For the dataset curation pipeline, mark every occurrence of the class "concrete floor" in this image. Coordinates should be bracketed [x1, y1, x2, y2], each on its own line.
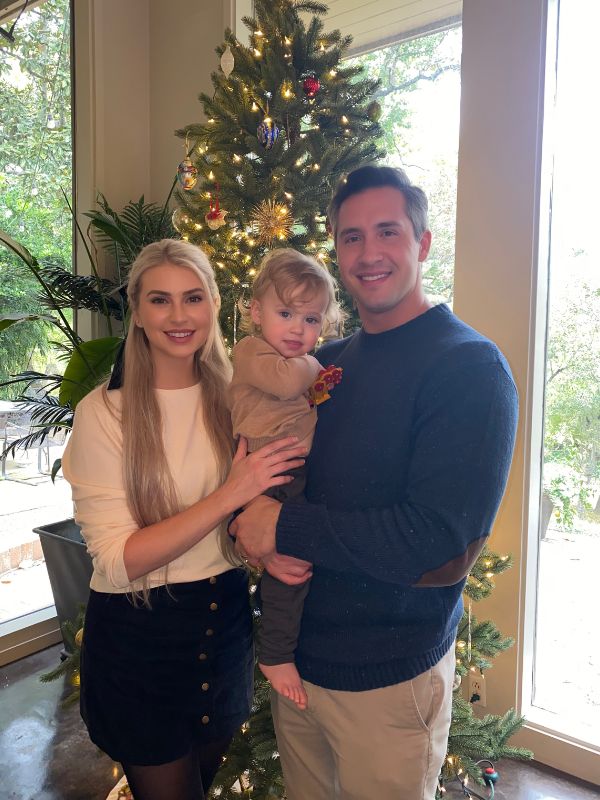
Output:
[0, 645, 120, 800]
[0, 644, 598, 800]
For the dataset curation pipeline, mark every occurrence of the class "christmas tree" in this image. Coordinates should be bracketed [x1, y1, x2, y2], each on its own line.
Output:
[173, 0, 383, 344]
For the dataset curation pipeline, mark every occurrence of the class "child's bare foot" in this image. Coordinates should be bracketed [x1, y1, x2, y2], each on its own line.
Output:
[260, 661, 308, 709]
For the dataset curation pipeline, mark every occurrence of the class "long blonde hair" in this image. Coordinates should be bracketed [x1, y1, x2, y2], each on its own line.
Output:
[107, 239, 235, 598]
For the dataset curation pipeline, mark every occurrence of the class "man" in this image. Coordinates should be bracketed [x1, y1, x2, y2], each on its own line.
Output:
[231, 165, 518, 800]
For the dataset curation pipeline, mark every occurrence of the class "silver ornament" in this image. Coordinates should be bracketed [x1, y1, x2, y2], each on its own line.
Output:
[220, 45, 235, 78]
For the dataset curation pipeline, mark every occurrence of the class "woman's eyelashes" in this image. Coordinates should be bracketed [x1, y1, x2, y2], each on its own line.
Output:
[150, 294, 204, 305]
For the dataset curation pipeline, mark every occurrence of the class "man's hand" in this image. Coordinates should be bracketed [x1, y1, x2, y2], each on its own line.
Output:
[230, 496, 313, 586]
[229, 495, 281, 560]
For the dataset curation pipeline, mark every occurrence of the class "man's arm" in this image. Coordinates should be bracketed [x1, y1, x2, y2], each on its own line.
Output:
[237, 359, 518, 588]
[230, 496, 312, 585]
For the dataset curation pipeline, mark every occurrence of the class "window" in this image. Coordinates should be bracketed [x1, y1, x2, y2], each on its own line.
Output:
[530, 0, 600, 748]
[0, 0, 73, 657]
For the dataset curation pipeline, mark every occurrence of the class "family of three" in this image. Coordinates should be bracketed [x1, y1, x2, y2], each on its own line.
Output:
[62, 164, 518, 800]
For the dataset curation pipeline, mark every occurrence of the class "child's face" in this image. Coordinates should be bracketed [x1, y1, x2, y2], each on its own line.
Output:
[251, 284, 328, 358]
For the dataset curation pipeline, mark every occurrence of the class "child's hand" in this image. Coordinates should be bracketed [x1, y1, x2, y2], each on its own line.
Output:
[262, 551, 312, 585]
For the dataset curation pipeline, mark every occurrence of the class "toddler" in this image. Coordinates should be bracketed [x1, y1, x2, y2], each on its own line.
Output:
[228, 248, 343, 709]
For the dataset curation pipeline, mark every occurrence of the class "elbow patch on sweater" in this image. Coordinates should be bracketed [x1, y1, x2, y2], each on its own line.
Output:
[414, 534, 488, 587]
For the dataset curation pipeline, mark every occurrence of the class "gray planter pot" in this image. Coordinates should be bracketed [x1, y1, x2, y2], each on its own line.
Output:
[33, 518, 93, 650]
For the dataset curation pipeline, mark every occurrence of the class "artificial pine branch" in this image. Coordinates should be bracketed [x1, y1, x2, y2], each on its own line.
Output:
[39, 606, 86, 707]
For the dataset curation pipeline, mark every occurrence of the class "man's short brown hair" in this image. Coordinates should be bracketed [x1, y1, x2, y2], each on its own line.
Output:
[328, 165, 429, 242]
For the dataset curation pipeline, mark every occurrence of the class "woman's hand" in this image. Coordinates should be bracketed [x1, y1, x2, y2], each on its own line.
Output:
[224, 437, 306, 510]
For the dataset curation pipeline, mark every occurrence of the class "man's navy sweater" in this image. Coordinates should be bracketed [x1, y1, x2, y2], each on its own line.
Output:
[275, 304, 518, 691]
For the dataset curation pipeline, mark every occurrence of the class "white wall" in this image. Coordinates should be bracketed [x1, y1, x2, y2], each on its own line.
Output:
[73, 0, 227, 256]
[73, 0, 152, 337]
[73, 0, 151, 218]
[148, 0, 226, 203]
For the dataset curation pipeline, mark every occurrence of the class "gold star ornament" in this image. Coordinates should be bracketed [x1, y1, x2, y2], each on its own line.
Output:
[250, 199, 294, 245]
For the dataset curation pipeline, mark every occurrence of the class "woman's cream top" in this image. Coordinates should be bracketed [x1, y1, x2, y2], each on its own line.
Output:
[61, 383, 231, 593]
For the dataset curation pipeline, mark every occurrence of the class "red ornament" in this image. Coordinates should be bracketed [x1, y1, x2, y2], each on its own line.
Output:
[205, 183, 228, 229]
[302, 75, 320, 98]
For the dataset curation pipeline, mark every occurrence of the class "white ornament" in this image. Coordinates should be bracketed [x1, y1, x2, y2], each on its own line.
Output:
[205, 209, 228, 230]
[220, 45, 235, 78]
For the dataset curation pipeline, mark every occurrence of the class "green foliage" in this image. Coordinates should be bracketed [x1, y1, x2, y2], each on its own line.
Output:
[545, 468, 591, 530]
[438, 695, 531, 792]
[544, 278, 600, 530]
[39, 260, 125, 320]
[464, 547, 513, 603]
[455, 616, 513, 678]
[0, 258, 52, 396]
[0, 0, 72, 393]
[351, 32, 459, 166]
[85, 193, 177, 276]
[39, 605, 85, 707]
[212, 661, 286, 798]
[59, 336, 123, 407]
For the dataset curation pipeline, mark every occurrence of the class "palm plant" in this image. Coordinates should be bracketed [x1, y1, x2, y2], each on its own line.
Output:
[0, 194, 176, 476]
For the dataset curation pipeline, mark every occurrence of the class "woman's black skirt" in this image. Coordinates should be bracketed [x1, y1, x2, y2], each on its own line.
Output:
[80, 568, 253, 766]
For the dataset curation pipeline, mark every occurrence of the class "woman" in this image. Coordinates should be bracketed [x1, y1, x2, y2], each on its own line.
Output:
[62, 239, 306, 800]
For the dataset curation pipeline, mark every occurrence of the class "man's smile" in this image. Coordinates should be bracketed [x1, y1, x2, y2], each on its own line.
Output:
[357, 272, 391, 283]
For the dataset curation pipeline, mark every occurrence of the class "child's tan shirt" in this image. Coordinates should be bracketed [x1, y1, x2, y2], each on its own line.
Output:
[228, 336, 321, 451]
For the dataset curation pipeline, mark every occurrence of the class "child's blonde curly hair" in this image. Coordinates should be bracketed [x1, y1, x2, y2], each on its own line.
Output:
[240, 248, 345, 340]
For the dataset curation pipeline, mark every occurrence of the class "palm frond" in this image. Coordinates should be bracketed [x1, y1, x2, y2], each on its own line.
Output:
[86, 194, 176, 270]
[37, 262, 125, 320]
[1, 229, 80, 350]
[0, 370, 65, 395]
[47, 340, 76, 363]
[1, 394, 73, 459]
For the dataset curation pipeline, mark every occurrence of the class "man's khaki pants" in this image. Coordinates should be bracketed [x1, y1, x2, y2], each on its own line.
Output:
[271, 647, 455, 800]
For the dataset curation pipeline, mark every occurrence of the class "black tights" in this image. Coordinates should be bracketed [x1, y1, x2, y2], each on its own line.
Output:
[122, 736, 231, 800]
